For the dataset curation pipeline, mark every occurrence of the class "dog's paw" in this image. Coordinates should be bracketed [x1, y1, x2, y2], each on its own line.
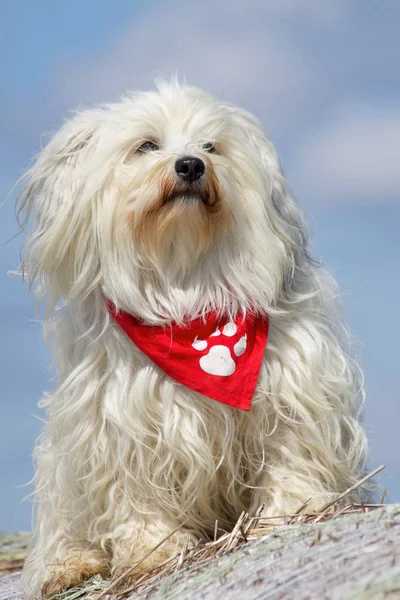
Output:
[41, 552, 109, 598]
[192, 323, 247, 376]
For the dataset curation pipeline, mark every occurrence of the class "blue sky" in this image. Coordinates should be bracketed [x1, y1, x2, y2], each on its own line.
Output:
[1, 0, 399, 532]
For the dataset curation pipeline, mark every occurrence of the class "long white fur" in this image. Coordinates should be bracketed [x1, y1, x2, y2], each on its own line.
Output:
[18, 81, 367, 597]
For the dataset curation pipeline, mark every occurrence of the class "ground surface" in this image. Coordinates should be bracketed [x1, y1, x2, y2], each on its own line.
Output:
[1, 506, 399, 600]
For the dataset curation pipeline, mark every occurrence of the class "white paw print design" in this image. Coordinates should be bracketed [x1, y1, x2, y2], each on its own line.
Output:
[192, 322, 247, 376]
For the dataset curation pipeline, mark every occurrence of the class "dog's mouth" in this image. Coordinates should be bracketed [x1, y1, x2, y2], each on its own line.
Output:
[167, 191, 210, 206]
[161, 183, 214, 207]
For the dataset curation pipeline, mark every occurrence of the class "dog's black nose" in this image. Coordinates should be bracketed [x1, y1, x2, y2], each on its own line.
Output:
[175, 156, 205, 183]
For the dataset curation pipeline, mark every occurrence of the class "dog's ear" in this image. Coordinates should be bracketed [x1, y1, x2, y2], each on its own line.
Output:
[17, 111, 103, 304]
[225, 103, 310, 288]
[230, 107, 307, 244]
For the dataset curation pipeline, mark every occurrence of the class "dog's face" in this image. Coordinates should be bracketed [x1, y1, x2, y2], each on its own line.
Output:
[123, 87, 236, 270]
[19, 83, 307, 321]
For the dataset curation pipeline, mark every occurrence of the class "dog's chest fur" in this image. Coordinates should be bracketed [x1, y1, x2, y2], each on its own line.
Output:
[90, 322, 277, 533]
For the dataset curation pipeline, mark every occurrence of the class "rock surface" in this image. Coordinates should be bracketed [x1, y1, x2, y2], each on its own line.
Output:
[1, 506, 399, 600]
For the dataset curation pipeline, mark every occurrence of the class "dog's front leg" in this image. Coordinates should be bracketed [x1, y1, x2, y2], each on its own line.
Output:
[247, 413, 366, 525]
[21, 430, 111, 597]
[248, 317, 368, 523]
[249, 465, 336, 524]
[110, 518, 196, 588]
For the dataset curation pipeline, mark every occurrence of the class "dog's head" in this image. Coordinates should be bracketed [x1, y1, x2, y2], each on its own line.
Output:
[18, 82, 308, 321]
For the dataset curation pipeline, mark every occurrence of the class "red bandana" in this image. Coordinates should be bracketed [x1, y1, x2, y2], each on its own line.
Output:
[108, 304, 269, 411]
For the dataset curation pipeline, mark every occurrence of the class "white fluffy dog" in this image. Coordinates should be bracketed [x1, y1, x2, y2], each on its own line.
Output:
[18, 81, 367, 597]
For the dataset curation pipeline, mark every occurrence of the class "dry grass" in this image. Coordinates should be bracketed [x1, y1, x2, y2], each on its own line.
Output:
[47, 465, 389, 600]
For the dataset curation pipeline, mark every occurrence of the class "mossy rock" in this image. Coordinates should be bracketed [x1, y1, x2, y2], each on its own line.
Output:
[0, 533, 31, 574]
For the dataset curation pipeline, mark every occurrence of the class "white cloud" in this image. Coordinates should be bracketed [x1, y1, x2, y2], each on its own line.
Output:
[290, 107, 400, 205]
[207, 0, 348, 23]
[52, 0, 320, 136]
[255, 0, 349, 22]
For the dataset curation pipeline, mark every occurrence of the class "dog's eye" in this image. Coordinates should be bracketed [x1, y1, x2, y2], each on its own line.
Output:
[138, 141, 159, 153]
[202, 143, 215, 153]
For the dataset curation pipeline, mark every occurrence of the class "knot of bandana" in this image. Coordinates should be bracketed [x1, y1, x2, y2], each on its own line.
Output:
[108, 303, 269, 410]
